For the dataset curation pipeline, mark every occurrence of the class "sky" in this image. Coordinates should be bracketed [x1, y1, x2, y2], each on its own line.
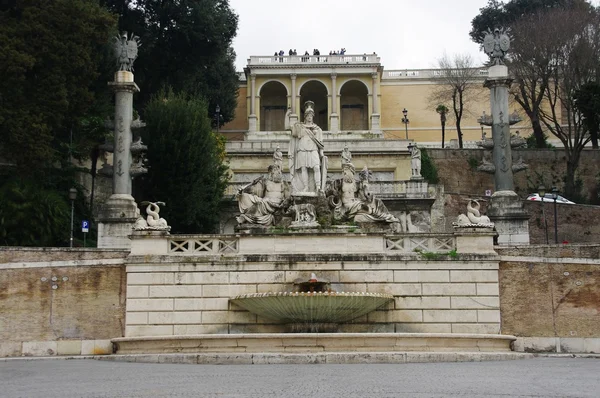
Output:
[228, 0, 600, 72]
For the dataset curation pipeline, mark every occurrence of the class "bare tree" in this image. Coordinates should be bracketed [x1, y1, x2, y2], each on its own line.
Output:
[534, 8, 600, 199]
[429, 54, 481, 148]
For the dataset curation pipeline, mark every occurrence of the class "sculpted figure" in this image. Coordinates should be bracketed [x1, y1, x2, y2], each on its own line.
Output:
[287, 101, 326, 193]
[409, 144, 422, 177]
[482, 27, 510, 66]
[114, 31, 140, 72]
[134, 201, 170, 231]
[341, 144, 352, 165]
[236, 165, 290, 226]
[329, 162, 399, 225]
[273, 146, 283, 170]
[456, 200, 493, 226]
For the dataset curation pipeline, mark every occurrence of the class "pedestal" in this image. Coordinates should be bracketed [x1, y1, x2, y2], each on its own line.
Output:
[487, 190, 530, 245]
[370, 113, 381, 134]
[329, 113, 339, 133]
[97, 194, 139, 249]
[248, 115, 258, 133]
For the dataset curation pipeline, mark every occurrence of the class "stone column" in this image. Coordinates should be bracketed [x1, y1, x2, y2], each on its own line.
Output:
[289, 73, 298, 127]
[370, 72, 381, 134]
[248, 74, 258, 132]
[330, 73, 339, 132]
[98, 70, 141, 249]
[484, 65, 529, 245]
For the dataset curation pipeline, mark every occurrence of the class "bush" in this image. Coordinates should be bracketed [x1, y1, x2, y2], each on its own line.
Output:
[420, 148, 439, 184]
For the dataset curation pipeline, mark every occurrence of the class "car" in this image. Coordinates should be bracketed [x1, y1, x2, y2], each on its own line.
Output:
[526, 193, 576, 204]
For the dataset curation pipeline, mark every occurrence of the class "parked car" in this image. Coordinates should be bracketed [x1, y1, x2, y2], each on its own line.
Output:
[526, 193, 576, 204]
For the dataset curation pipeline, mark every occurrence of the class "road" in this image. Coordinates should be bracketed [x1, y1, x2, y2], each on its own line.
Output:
[0, 357, 597, 397]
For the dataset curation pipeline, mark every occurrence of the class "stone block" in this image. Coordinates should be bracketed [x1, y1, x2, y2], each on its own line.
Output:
[339, 271, 366, 283]
[476, 283, 499, 296]
[477, 309, 501, 323]
[22, 341, 57, 356]
[422, 283, 476, 296]
[57, 340, 81, 356]
[423, 310, 477, 323]
[364, 270, 394, 283]
[451, 323, 501, 334]
[451, 296, 499, 309]
[128, 273, 174, 285]
[126, 286, 149, 298]
[584, 338, 600, 354]
[127, 298, 174, 311]
[81, 340, 95, 355]
[521, 337, 558, 353]
[398, 323, 452, 333]
[93, 340, 114, 355]
[174, 298, 229, 311]
[369, 283, 421, 296]
[125, 325, 174, 337]
[257, 283, 288, 293]
[175, 272, 229, 284]
[126, 312, 148, 325]
[0, 341, 22, 357]
[560, 338, 585, 353]
[368, 309, 423, 323]
[450, 270, 498, 283]
[393, 270, 419, 283]
[418, 270, 450, 282]
[149, 285, 202, 298]
[173, 325, 227, 335]
[397, 296, 450, 309]
[230, 271, 285, 284]
[203, 284, 257, 297]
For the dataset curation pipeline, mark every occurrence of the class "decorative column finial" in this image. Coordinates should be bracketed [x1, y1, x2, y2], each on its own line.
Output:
[482, 27, 511, 66]
[114, 31, 140, 72]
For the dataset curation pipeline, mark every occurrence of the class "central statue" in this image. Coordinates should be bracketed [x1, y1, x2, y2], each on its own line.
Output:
[287, 101, 327, 194]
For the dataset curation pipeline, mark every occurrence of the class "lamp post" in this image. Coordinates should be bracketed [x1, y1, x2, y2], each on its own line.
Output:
[551, 186, 559, 244]
[401, 108, 409, 139]
[215, 104, 221, 134]
[68, 187, 77, 248]
[538, 185, 549, 244]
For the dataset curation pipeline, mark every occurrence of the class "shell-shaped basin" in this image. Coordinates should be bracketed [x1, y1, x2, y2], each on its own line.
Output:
[230, 292, 394, 323]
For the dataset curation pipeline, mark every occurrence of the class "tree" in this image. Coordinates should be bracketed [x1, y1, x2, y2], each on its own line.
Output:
[534, 8, 600, 199]
[429, 54, 480, 149]
[0, 0, 117, 174]
[435, 104, 449, 148]
[100, 0, 239, 125]
[470, 0, 594, 148]
[574, 81, 600, 149]
[141, 90, 229, 233]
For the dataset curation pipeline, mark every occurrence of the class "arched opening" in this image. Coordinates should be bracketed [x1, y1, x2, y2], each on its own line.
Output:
[259, 81, 287, 131]
[340, 80, 369, 130]
[299, 80, 328, 130]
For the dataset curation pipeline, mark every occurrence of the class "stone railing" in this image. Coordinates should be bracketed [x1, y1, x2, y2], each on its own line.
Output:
[168, 236, 239, 254]
[224, 180, 413, 198]
[385, 234, 456, 253]
[248, 54, 380, 66]
[382, 68, 489, 80]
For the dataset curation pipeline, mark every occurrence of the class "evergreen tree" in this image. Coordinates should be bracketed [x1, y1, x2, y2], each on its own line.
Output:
[142, 90, 229, 233]
[100, 0, 239, 124]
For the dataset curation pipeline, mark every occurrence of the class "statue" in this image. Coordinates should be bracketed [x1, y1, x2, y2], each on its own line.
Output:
[341, 144, 352, 165]
[273, 146, 283, 170]
[455, 200, 494, 227]
[287, 101, 327, 193]
[409, 144, 422, 178]
[328, 160, 399, 226]
[236, 165, 290, 226]
[134, 201, 170, 231]
[482, 27, 510, 66]
[114, 31, 140, 72]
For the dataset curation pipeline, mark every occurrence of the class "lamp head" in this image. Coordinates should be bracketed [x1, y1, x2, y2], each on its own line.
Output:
[69, 187, 77, 201]
[538, 185, 546, 198]
[402, 108, 408, 117]
[215, 104, 220, 114]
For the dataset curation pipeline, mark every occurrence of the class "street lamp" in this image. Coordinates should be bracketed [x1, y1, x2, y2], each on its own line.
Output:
[538, 185, 549, 244]
[551, 186, 559, 244]
[401, 108, 409, 139]
[215, 104, 221, 134]
[68, 187, 77, 248]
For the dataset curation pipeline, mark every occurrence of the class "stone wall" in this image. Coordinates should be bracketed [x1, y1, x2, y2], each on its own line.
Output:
[0, 248, 128, 357]
[497, 244, 600, 353]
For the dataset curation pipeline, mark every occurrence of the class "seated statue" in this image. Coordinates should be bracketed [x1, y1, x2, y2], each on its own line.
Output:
[236, 165, 290, 226]
[328, 162, 399, 225]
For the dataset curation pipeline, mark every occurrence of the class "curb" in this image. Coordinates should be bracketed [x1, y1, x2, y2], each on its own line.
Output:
[2, 352, 534, 364]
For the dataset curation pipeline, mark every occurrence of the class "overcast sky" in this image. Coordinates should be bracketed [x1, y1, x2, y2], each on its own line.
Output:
[228, 0, 600, 71]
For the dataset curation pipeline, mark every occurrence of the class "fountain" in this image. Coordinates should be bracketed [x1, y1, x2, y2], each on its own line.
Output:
[231, 273, 394, 332]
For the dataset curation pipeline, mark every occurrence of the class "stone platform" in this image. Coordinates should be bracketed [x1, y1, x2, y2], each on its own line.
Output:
[112, 333, 516, 355]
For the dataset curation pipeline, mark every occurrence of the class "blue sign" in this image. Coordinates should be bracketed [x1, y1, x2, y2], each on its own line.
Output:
[82, 220, 89, 233]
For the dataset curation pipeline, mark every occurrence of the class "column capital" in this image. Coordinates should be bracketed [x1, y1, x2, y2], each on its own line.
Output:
[371, 72, 378, 80]
[330, 72, 338, 79]
[290, 73, 297, 80]
[250, 74, 257, 80]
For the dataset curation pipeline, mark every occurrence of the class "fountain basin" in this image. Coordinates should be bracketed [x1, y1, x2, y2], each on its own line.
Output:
[231, 292, 394, 323]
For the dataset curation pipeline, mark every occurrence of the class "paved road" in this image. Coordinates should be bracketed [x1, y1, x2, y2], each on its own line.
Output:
[0, 357, 597, 397]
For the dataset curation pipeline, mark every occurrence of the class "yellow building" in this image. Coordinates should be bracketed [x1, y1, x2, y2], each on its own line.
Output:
[222, 53, 529, 147]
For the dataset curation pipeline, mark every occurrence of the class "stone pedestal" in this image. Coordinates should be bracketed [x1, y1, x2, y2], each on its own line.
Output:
[370, 113, 381, 134]
[488, 191, 530, 245]
[97, 194, 139, 249]
[406, 180, 428, 198]
[248, 114, 258, 132]
[329, 113, 339, 133]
